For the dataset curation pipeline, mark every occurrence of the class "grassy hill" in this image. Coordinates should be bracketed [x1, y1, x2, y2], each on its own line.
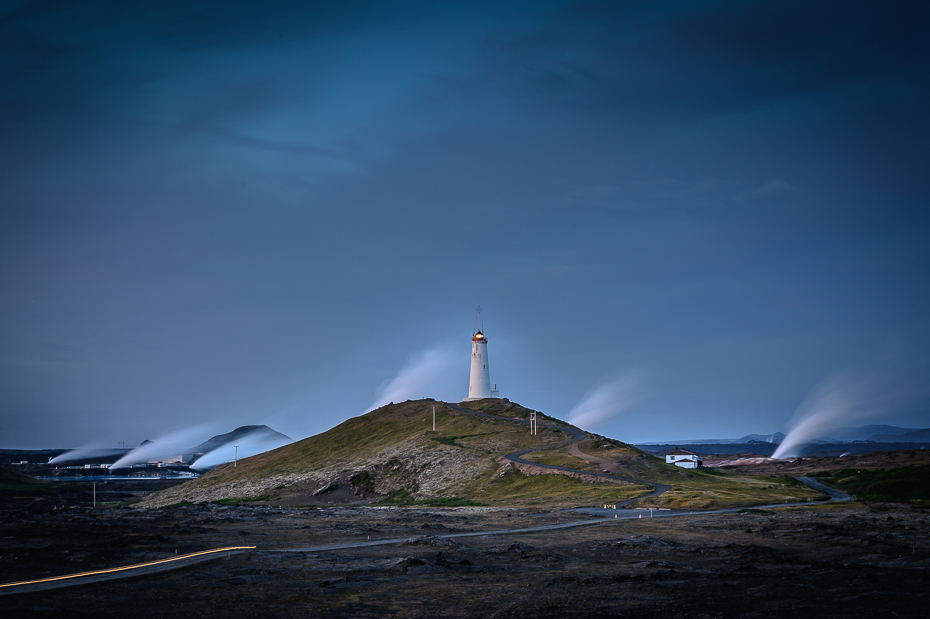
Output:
[812, 464, 930, 506]
[141, 399, 826, 509]
[0, 466, 48, 490]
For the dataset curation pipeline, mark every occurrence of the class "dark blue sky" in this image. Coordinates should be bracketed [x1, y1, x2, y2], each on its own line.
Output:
[2, 1, 929, 448]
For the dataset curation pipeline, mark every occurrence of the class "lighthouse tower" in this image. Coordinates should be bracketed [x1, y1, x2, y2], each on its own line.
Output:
[465, 307, 492, 401]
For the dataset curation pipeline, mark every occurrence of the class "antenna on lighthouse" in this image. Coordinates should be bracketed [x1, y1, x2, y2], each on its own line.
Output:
[476, 305, 482, 332]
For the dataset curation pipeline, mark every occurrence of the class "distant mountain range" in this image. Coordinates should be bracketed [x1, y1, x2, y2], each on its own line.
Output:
[639, 425, 930, 445]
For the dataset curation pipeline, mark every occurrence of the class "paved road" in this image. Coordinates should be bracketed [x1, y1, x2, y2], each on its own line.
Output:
[0, 547, 253, 596]
[795, 476, 855, 502]
[444, 402, 671, 504]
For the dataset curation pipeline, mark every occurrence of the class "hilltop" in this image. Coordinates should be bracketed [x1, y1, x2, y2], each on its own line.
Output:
[141, 399, 648, 508]
[140, 399, 826, 509]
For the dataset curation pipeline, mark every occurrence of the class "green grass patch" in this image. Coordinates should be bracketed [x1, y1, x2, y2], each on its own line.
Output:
[161, 500, 194, 508]
[0, 467, 48, 490]
[350, 471, 377, 493]
[637, 472, 825, 509]
[461, 466, 651, 508]
[416, 497, 487, 507]
[432, 432, 498, 448]
[816, 465, 930, 503]
[376, 489, 415, 505]
[768, 476, 805, 487]
[214, 495, 269, 506]
[461, 400, 572, 427]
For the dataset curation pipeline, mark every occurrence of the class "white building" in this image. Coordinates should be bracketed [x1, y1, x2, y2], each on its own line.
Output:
[666, 449, 702, 469]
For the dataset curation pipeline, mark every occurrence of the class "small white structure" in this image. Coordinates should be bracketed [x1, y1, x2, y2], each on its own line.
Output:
[465, 307, 492, 401]
[666, 449, 702, 469]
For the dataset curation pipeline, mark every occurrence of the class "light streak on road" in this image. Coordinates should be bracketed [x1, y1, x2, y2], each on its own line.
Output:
[0, 546, 256, 589]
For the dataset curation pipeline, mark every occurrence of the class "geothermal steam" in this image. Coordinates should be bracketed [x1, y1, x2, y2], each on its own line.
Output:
[110, 424, 217, 469]
[773, 374, 885, 459]
[190, 426, 292, 471]
[367, 344, 459, 411]
[567, 375, 642, 429]
[50, 447, 126, 464]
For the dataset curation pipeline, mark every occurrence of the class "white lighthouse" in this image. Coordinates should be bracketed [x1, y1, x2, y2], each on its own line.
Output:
[465, 307, 493, 401]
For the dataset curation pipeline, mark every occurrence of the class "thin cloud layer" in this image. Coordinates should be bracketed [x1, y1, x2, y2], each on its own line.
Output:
[1, 2, 928, 447]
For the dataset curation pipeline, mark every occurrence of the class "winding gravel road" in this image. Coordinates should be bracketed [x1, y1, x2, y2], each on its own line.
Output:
[444, 402, 671, 504]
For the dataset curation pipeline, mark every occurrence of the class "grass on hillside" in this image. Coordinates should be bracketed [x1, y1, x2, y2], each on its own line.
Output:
[0, 466, 47, 490]
[812, 465, 930, 504]
[526, 446, 824, 509]
[432, 432, 498, 448]
[148, 399, 834, 509]
[375, 490, 487, 507]
[461, 399, 572, 427]
[215, 495, 270, 506]
[543, 438, 830, 509]
[524, 450, 614, 474]
[183, 400, 573, 506]
[637, 472, 827, 509]
[195, 400, 566, 485]
[456, 464, 652, 508]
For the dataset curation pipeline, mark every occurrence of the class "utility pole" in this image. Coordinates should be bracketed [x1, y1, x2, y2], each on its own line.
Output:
[234, 445, 239, 468]
[530, 411, 537, 436]
[433, 405, 436, 431]
[93, 483, 96, 507]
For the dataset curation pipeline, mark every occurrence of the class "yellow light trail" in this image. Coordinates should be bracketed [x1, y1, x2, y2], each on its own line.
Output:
[0, 546, 256, 589]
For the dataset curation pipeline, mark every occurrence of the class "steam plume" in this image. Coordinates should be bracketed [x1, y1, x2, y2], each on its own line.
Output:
[190, 427, 291, 471]
[49, 446, 126, 464]
[111, 424, 216, 469]
[772, 373, 892, 459]
[567, 375, 642, 429]
[367, 344, 459, 412]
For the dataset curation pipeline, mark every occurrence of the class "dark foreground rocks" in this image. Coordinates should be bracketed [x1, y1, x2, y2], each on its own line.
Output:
[1, 485, 928, 618]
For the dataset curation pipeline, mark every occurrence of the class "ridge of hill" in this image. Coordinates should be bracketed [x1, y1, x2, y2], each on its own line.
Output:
[140, 399, 826, 509]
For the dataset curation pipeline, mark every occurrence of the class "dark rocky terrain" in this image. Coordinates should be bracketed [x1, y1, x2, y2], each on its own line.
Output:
[2, 478, 929, 618]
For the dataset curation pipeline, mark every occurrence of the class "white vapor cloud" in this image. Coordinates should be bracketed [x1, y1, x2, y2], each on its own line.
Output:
[367, 344, 460, 412]
[567, 374, 643, 429]
[49, 446, 125, 464]
[111, 424, 217, 469]
[190, 427, 292, 472]
[772, 372, 908, 459]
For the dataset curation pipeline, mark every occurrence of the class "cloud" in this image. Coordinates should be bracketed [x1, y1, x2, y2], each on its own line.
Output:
[737, 179, 801, 205]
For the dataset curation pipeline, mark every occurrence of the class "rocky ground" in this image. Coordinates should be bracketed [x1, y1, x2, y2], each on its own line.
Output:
[2, 481, 929, 617]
